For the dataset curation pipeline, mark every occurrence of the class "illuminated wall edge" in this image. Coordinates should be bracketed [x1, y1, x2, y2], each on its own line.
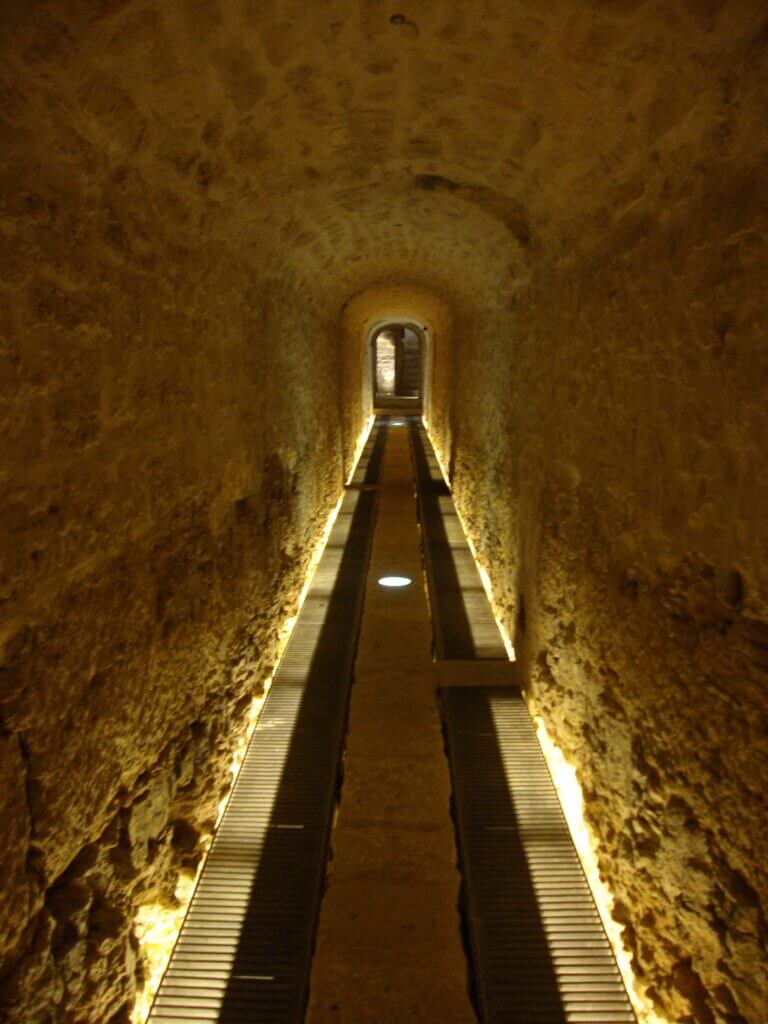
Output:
[130, 413, 376, 1024]
[422, 415, 670, 1024]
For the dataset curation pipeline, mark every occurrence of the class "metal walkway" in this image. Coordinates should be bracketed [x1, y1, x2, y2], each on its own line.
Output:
[147, 421, 387, 1023]
[440, 686, 637, 1024]
[147, 414, 636, 1024]
[409, 419, 508, 660]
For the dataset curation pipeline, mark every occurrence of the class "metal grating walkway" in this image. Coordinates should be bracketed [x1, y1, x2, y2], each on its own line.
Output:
[440, 686, 637, 1024]
[147, 421, 387, 1023]
[347, 414, 388, 488]
[409, 420, 507, 660]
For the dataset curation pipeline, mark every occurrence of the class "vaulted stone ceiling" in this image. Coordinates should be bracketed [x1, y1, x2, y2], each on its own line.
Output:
[5, 0, 763, 309]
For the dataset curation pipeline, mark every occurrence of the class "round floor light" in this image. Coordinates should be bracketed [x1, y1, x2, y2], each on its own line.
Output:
[378, 575, 412, 588]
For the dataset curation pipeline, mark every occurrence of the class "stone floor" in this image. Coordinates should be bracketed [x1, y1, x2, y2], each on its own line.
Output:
[307, 423, 512, 1024]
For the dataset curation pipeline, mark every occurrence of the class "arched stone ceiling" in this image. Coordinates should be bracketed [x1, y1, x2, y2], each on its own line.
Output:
[3, 0, 764, 320]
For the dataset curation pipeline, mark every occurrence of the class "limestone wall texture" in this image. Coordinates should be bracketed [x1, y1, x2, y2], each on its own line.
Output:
[2, 0, 767, 1021]
[429, 42, 768, 1024]
[0, 8, 348, 1020]
[1, 245, 344, 1017]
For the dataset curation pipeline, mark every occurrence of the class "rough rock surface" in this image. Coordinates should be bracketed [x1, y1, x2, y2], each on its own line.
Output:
[428, 60, 768, 1024]
[1, 1, 766, 1021]
[0, 7, 347, 1016]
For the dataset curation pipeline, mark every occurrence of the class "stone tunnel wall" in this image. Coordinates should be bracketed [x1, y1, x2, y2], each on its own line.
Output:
[428, 140, 768, 1024]
[0, 82, 347, 1024]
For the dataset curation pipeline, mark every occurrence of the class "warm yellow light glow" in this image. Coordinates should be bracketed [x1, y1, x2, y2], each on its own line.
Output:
[532, 715, 669, 1024]
[131, 870, 202, 1024]
[423, 417, 669, 1024]
[131, 415, 376, 1023]
[132, 676, 275, 1024]
[346, 414, 375, 485]
[422, 417, 516, 661]
[217, 679, 273, 825]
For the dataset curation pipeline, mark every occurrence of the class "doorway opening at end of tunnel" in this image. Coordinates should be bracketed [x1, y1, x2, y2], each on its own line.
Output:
[373, 324, 422, 410]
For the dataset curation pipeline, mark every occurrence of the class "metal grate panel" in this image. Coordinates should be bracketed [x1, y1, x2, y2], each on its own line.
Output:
[440, 686, 637, 1024]
[148, 425, 385, 1024]
[347, 416, 389, 487]
[410, 421, 507, 659]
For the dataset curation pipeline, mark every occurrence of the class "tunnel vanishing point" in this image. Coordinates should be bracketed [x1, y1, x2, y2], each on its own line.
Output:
[1, 2, 767, 1023]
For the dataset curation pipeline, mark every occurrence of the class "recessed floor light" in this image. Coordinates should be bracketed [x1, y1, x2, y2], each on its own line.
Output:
[378, 575, 412, 588]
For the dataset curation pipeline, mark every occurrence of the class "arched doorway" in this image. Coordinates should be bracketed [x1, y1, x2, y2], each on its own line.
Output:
[371, 323, 424, 411]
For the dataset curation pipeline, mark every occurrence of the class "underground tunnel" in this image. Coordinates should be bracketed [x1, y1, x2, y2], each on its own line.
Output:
[0, 2, 766, 1023]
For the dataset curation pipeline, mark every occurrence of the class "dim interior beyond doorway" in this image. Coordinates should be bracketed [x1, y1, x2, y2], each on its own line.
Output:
[372, 324, 423, 410]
